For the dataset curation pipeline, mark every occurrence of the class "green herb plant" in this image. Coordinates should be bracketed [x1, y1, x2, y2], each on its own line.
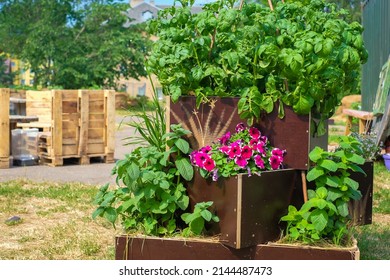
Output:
[147, 0, 367, 135]
[281, 135, 366, 245]
[93, 84, 219, 237]
[181, 201, 220, 236]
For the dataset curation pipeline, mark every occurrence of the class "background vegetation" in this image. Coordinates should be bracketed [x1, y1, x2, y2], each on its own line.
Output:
[0, 0, 151, 89]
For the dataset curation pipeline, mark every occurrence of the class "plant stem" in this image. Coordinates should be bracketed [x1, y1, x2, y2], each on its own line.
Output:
[268, 0, 274, 11]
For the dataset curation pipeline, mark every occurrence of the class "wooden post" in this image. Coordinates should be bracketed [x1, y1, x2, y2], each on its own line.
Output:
[52, 90, 63, 166]
[0, 88, 10, 168]
[78, 90, 89, 164]
[301, 171, 308, 203]
[104, 90, 115, 163]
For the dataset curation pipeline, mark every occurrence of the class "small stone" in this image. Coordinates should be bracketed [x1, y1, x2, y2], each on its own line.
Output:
[5, 216, 22, 226]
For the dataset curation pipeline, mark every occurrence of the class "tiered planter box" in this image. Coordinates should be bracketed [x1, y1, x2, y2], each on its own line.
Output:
[168, 96, 328, 170]
[20, 90, 115, 166]
[115, 235, 360, 260]
[0, 88, 10, 169]
[188, 170, 301, 249]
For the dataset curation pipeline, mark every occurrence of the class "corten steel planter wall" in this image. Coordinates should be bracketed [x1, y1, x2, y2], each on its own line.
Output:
[187, 169, 301, 249]
[303, 161, 374, 226]
[167, 96, 328, 170]
[115, 235, 360, 260]
[348, 161, 374, 225]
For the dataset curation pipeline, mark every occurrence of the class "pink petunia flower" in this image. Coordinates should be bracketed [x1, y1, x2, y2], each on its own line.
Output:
[217, 131, 231, 145]
[194, 152, 209, 168]
[255, 141, 266, 154]
[249, 127, 261, 140]
[200, 145, 212, 153]
[219, 145, 230, 155]
[271, 148, 284, 158]
[249, 139, 258, 147]
[228, 143, 241, 159]
[269, 155, 282, 170]
[254, 155, 265, 169]
[241, 145, 253, 159]
[203, 157, 216, 172]
[235, 156, 248, 168]
[235, 122, 246, 133]
[212, 169, 219, 181]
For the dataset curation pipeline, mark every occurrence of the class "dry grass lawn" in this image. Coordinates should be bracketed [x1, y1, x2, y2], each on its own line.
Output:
[0, 161, 389, 260]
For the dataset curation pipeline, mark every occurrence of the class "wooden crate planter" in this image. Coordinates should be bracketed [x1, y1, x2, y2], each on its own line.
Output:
[187, 169, 301, 249]
[23, 90, 115, 166]
[168, 96, 328, 170]
[0, 88, 10, 169]
[115, 235, 359, 260]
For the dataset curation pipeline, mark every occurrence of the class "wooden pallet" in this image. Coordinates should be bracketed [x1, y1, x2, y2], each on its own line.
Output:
[0, 88, 10, 168]
[31, 90, 115, 166]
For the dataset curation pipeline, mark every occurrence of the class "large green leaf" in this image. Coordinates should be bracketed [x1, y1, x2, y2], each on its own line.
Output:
[320, 159, 338, 172]
[189, 216, 205, 235]
[174, 138, 190, 154]
[127, 162, 140, 180]
[310, 209, 328, 231]
[306, 166, 325, 182]
[175, 158, 194, 181]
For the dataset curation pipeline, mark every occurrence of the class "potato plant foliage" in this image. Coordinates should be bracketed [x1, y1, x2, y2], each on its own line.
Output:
[147, 0, 367, 135]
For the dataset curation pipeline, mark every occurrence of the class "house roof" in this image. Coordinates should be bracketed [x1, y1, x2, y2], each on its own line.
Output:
[123, 1, 203, 26]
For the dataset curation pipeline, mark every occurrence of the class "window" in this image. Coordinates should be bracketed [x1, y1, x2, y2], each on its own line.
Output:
[156, 87, 163, 100]
[142, 10, 153, 21]
[137, 84, 146, 96]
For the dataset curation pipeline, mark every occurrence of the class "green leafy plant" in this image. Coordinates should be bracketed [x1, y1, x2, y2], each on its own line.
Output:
[92, 124, 193, 236]
[181, 201, 220, 236]
[281, 135, 366, 245]
[147, 0, 367, 134]
[349, 132, 381, 161]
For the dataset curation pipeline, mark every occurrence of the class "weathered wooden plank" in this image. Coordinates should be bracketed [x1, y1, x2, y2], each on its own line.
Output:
[0, 88, 10, 168]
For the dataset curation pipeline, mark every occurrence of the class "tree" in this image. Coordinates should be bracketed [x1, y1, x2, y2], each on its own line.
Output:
[0, 53, 15, 86]
[0, 0, 150, 89]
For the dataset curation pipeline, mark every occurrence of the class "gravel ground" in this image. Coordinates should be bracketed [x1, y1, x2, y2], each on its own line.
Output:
[0, 116, 139, 186]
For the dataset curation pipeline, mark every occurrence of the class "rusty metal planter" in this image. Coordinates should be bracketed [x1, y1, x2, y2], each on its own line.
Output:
[303, 161, 374, 226]
[187, 169, 302, 249]
[115, 235, 359, 260]
[167, 96, 328, 170]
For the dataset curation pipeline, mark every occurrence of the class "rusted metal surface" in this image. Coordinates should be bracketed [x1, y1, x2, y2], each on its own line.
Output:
[348, 161, 374, 225]
[187, 169, 301, 249]
[169, 96, 327, 170]
[115, 236, 359, 260]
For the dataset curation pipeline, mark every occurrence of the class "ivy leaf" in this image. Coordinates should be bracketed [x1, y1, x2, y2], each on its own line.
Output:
[175, 158, 194, 181]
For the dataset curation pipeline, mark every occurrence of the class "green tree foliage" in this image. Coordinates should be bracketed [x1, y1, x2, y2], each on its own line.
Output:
[0, 0, 150, 89]
[0, 53, 15, 86]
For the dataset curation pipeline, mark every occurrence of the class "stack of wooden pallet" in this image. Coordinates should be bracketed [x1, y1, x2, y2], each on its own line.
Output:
[0, 88, 10, 169]
[20, 89, 115, 166]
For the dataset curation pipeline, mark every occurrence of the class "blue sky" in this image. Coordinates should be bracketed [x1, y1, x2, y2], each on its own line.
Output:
[117, 0, 214, 5]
